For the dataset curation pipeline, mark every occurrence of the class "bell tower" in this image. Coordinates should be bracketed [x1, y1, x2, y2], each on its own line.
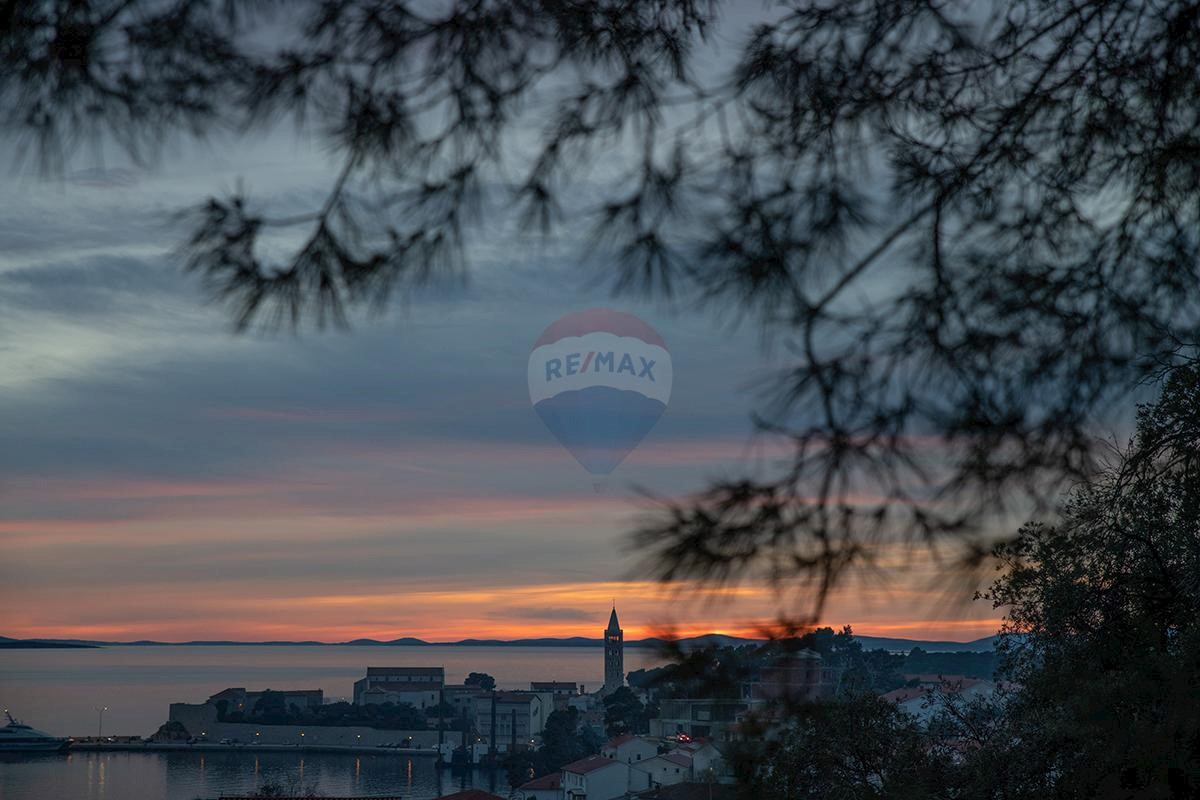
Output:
[603, 605, 624, 694]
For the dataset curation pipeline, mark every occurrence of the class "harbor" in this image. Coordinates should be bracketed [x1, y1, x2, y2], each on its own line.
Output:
[65, 738, 444, 757]
[0, 746, 502, 800]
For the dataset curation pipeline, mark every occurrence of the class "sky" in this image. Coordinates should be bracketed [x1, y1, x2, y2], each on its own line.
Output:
[0, 10, 1005, 645]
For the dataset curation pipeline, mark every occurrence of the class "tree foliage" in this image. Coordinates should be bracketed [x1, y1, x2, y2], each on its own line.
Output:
[640, 627, 905, 704]
[749, 372, 1200, 798]
[602, 685, 653, 737]
[7, 0, 1200, 625]
[743, 694, 957, 800]
[230, 698, 428, 730]
[540, 707, 603, 772]
[975, 365, 1200, 798]
[463, 671, 496, 691]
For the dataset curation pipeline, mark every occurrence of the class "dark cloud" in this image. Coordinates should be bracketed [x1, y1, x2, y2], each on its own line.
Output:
[0, 132, 783, 638]
[0, 254, 198, 315]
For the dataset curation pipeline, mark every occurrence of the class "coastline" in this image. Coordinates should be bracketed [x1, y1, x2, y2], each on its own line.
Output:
[65, 740, 442, 756]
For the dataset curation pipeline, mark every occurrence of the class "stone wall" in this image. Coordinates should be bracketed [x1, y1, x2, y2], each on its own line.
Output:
[167, 702, 441, 747]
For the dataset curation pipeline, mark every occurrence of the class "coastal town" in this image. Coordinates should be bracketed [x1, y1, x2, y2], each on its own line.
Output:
[39, 608, 999, 800]
[151, 608, 748, 800]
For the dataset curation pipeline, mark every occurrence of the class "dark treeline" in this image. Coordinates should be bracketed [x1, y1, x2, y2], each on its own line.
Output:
[218, 695, 431, 731]
[629, 629, 997, 700]
[727, 370, 1200, 798]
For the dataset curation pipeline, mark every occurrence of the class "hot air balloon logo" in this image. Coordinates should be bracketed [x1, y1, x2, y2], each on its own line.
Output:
[528, 309, 672, 475]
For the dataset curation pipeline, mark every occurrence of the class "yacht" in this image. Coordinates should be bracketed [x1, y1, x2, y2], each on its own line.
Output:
[0, 711, 69, 752]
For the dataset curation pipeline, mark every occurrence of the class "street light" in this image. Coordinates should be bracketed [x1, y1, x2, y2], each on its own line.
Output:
[95, 706, 108, 740]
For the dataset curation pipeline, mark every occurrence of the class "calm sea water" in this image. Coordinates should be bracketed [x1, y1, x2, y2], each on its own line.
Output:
[0, 645, 664, 736]
[0, 750, 504, 800]
[0, 645, 666, 799]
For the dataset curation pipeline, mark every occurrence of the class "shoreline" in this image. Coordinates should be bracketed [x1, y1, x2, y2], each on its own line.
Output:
[66, 741, 441, 756]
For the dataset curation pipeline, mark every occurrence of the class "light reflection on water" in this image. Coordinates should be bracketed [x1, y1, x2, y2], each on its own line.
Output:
[0, 751, 504, 800]
[0, 644, 668, 798]
[0, 644, 665, 736]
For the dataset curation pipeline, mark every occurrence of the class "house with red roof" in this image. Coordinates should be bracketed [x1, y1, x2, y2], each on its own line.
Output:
[638, 752, 693, 786]
[601, 733, 659, 764]
[632, 783, 738, 800]
[667, 740, 725, 779]
[561, 754, 652, 800]
[882, 677, 1014, 724]
[516, 771, 562, 800]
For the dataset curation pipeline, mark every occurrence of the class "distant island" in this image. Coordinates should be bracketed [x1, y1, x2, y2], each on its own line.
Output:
[0, 638, 97, 649]
[0, 633, 997, 652]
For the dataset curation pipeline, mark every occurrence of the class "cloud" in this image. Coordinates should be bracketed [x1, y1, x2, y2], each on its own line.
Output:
[0, 120, 997, 645]
[490, 607, 596, 622]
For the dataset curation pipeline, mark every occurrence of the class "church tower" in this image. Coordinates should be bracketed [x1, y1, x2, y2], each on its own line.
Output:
[603, 605, 624, 694]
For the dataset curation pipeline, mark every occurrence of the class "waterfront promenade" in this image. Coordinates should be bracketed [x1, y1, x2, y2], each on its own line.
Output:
[67, 738, 443, 756]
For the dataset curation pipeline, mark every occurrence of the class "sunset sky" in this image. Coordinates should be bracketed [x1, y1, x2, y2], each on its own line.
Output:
[0, 27, 1005, 646]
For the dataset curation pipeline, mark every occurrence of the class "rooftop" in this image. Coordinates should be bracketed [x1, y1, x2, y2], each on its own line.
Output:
[362, 682, 442, 693]
[208, 688, 322, 702]
[604, 733, 637, 748]
[903, 673, 975, 685]
[365, 666, 444, 676]
[607, 607, 621, 632]
[488, 692, 539, 704]
[633, 783, 738, 800]
[881, 687, 930, 704]
[519, 773, 562, 790]
[563, 754, 624, 775]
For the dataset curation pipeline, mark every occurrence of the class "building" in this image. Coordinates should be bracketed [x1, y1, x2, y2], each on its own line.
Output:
[650, 699, 748, 742]
[359, 684, 441, 709]
[473, 692, 548, 748]
[639, 753, 693, 786]
[601, 733, 659, 764]
[903, 673, 976, 689]
[220, 796, 405, 800]
[531, 681, 578, 695]
[442, 684, 486, 719]
[632, 783, 738, 800]
[561, 754, 651, 800]
[882, 675, 1011, 724]
[166, 698, 440, 747]
[531, 681, 579, 711]
[353, 666, 444, 705]
[531, 679, 580, 705]
[603, 607, 624, 694]
[745, 650, 838, 703]
[516, 772, 562, 800]
[670, 740, 725, 778]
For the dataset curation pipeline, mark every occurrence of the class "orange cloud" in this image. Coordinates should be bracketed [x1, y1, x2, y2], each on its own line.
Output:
[1, 569, 1001, 644]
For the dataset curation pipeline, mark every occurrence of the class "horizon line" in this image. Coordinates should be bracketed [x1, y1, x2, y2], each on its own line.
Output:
[4, 628, 999, 646]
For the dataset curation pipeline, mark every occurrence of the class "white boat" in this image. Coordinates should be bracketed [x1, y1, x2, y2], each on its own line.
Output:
[0, 711, 69, 752]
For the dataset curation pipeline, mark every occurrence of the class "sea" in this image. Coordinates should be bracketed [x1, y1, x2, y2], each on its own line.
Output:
[0, 644, 668, 800]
